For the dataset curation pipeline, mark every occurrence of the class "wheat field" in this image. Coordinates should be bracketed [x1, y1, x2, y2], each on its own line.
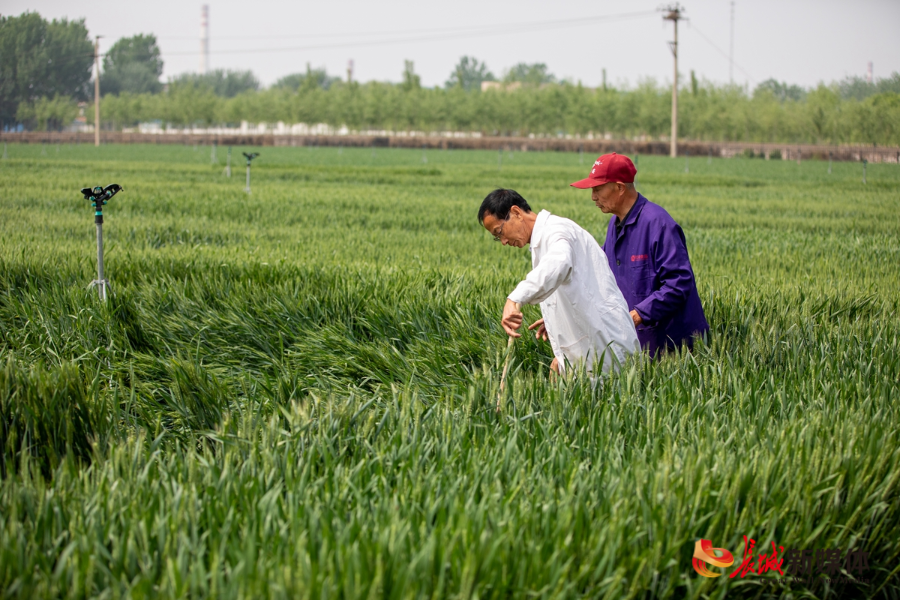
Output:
[1, 143, 898, 598]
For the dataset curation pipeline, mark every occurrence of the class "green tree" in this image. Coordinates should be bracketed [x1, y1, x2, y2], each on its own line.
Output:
[66, 66, 900, 145]
[15, 94, 77, 131]
[503, 63, 556, 86]
[359, 82, 392, 129]
[805, 85, 842, 143]
[169, 69, 260, 98]
[273, 65, 340, 91]
[98, 92, 160, 129]
[100, 34, 163, 96]
[837, 72, 900, 101]
[875, 73, 900, 95]
[162, 83, 220, 127]
[401, 61, 421, 93]
[851, 92, 900, 145]
[0, 12, 93, 127]
[444, 56, 495, 92]
[743, 87, 786, 142]
[754, 79, 806, 103]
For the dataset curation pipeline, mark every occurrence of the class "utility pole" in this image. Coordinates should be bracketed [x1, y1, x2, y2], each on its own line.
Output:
[662, 4, 684, 159]
[347, 59, 354, 84]
[730, 1, 735, 84]
[94, 36, 101, 147]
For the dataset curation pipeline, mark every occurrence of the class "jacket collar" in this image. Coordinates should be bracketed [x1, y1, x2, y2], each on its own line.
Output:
[530, 210, 551, 250]
[615, 194, 647, 239]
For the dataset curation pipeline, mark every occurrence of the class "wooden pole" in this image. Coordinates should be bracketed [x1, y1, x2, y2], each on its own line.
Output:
[670, 15, 678, 159]
[662, 6, 683, 158]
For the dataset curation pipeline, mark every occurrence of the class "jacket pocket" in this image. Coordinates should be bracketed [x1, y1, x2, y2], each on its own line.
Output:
[628, 264, 656, 299]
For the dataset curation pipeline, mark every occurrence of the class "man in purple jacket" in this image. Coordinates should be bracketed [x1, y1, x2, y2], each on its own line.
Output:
[571, 152, 709, 356]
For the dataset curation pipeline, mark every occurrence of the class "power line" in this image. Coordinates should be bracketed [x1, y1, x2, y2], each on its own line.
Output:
[155, 10, 658, 56]
[157, 10, 656, 42]
[688, 23, 755, 83]
[12, 9, 762, 93]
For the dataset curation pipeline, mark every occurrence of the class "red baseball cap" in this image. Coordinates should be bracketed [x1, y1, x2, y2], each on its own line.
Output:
[570, 152, 637, 188]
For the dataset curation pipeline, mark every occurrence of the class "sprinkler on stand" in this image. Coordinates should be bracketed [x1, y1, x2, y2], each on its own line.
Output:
[80, 183, 123, 301]
[243, 152, 259, 193]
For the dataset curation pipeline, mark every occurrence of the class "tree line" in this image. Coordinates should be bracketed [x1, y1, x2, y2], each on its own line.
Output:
[3, 11, 900, 145]
[94, 73, 900, 146]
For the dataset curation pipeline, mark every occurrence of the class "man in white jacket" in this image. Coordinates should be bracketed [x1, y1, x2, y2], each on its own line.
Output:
[479, 189, 640, 376]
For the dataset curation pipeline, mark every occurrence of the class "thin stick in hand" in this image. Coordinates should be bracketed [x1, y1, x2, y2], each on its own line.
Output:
[497, 302, 521, 412]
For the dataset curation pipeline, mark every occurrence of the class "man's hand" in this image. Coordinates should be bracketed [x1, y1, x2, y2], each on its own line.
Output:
[528, 318, 549, 341]
[502, 299, 523, 337]
[630, 309, 643, 327]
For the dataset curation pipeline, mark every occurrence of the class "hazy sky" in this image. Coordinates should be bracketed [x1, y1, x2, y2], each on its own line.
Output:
[5, 0, 899, 90]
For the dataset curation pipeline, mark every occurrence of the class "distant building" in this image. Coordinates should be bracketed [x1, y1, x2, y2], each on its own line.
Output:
[68, 102, 92, 132]
[481, 81, 522, 92]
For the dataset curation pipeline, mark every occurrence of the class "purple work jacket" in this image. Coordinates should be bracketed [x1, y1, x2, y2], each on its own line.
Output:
[601, 194, 709, 356]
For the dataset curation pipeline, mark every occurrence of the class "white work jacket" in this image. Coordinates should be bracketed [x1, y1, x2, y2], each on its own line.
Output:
[508, 210, 640, 374]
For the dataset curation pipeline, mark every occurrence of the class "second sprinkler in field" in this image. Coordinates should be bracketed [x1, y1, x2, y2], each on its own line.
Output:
[243, 152, 259, 193]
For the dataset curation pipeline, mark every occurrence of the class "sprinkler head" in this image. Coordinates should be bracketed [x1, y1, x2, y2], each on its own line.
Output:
[242, 152, 259, 166]
[81, 184, 123, 209]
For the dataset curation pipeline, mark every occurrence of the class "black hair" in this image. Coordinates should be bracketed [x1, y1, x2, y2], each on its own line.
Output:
[477, 189, 532, 224]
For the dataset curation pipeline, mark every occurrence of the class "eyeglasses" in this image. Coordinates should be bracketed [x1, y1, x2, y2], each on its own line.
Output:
[492, 220, 508, 242]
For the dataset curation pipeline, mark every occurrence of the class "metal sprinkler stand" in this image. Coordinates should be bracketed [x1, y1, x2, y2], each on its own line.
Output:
[243, 152, 259, 193]
[80, 184, 123, 301]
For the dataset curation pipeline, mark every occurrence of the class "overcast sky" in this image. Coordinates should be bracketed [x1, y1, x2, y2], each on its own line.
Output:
[5, 0, 900, 90]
